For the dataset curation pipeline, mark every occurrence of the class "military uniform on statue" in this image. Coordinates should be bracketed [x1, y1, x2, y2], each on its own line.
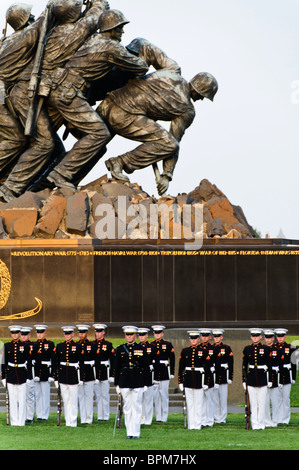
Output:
[274, 328, 297, 425]
[54, 326, 83, 427]
[138, 327, 155, 425]
[114, 326, 150, 439]
[32, 324, 55, 421]
[199, 328, 216, 427]
[178, 330, 210, 430]
[76, 324, 97, 424]
[212, 329, 234, 424]
[20, 326, 35, 424]
[150, 325, 175, 422]
[1, 325, 32, 426]
[242, 328, 273, 430]
[93, 323, 115, 421]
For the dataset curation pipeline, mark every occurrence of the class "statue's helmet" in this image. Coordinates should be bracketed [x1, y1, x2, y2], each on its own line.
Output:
[189, 72, 218, 101]
[53, 0, 83, 24]
[6, 3, 33, 31]
[98, 9, 129, 33]
[126, 37, 146, 55]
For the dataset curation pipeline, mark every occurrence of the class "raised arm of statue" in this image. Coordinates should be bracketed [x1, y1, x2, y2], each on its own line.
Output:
[126, 37, 181, 73]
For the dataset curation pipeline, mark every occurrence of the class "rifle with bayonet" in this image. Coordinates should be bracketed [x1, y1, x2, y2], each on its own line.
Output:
[5, 380, 9, 426]
[182, 385, 187, 429]
[57, 382, 62, 426]
[24, 5, 51, 137]
[244, 383, 251, 430]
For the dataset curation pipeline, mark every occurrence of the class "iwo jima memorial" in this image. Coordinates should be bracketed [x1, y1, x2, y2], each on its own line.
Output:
[0, 0, 298, 402]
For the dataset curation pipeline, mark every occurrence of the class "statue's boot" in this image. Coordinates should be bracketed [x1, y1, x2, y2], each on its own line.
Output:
[105, 157, 130, 182]
[47, 170, 76, 190]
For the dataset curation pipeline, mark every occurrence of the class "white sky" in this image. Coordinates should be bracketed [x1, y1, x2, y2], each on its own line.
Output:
[1, 0, 299, 239]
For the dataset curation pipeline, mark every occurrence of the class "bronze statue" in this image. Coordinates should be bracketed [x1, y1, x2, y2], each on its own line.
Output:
[0, 1, 218, 201]
[44, 9, 149, 190]
[99, 67, 218, 195]
[0, 0, 109, 201]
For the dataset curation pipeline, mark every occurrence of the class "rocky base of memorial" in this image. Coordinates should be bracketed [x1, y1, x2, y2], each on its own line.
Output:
[0, 176, 255, 240]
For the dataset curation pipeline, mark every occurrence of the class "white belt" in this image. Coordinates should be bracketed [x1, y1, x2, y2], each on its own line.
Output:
[249, 365, 267, 370]
[100, 360, 109, 366]
[84, 360, 95, 366]
[220, 363, 228, 369]
[8, 362, 27, 368]
[41, 361, 51, 366]
[185, 367, 204, 372]
[60, 362, 79, 368]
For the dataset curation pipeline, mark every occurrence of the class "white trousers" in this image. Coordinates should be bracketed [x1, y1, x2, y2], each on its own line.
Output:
[26, 379, 35, 421]
[185, 387, 204, 429]
[213, 384, 228, 423]
[202, 387, 214, 426]
[276, 384, 291, 424]
[94, 380, 110, 420]
[121, 387, 143, 438]
[141, 384, 154, 425]
[60, 383, 78, 427]
[248, 385, 267, 430]
[153, 380, 169, 422]
[8, 382, 27, 426]
[35, 381, 50, 420]
[78, 380, 95, 424]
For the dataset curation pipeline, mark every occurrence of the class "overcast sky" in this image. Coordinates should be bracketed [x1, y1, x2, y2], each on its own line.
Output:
[1, 0, 299, 239]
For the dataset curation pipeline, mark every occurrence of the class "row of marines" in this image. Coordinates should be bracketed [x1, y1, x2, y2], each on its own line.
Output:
[0, 323, 297, 437]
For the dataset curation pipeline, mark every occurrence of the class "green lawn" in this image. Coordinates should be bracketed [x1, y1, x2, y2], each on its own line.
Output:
[0, 412, 298, 451]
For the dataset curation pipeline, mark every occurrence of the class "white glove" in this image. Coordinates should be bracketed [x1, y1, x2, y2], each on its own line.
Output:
[2, 379, 6, 387]
[48, 377, 54, 383]
[203, 385, 208, 391]
[34, 377, 40, 382]
[267, 382, 273, 388]
[170, 375, 174, 379]
[278, 383, 283, 389]
[78, 381, 83, 386]
[143, 386, 148, 392]
[227, 379, 232, 385]
[54, 381, 59, 389]
[116, 385, 121, 396]
[178, 383, 184, 392]
[26, 379, 31, 384]
[214, 383, 219, 389]
[108, 377, 114, 383]
[95, 379, 99, 384]
[242, 382, 247, 390]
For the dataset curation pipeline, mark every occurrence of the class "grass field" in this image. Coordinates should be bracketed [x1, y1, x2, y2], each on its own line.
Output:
[0, 337, 298, 452]
[0, 411, 298, 451]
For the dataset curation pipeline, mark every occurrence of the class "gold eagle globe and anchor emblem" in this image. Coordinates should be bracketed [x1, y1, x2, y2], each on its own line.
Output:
[0, 259, 42, 320]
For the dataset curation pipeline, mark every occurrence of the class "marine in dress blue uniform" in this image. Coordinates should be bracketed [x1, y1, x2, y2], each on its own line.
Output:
[93, 323, 115, 421]
[212, 329, 234, 424]
[32, 324, 55, 421]
[55, 326, 83, 427]
[242, 328, 273, 430]
[1, 325, 32, 426]
[150, 325, 175, 422]
[178, 330, 210, 429]
[114, 325, 150, 438]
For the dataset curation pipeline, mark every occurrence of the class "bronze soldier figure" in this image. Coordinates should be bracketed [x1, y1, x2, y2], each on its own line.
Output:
[0, 0, 109, 201]
[44, 9, 148, 190]
[99, 69, 218, 195]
